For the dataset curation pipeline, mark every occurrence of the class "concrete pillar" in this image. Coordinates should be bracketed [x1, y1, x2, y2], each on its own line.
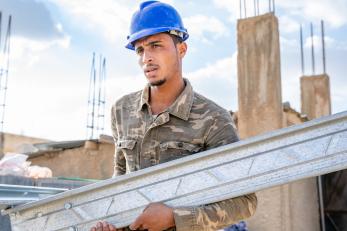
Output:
[237, 13, 286, 230]
[301, 74, 331, 119]
[300, 73, 332, 231]
[237, 13, 320, 231]
[237, 13, 283, 139]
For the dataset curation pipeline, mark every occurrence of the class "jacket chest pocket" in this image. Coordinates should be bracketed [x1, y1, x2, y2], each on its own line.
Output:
[159, 141, 202, 163]
[117, 139, 137, 172]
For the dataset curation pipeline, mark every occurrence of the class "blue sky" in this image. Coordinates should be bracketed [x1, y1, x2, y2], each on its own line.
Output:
[0, 0, 346, 141]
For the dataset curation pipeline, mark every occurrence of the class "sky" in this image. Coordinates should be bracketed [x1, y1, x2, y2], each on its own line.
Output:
[0, 0, 346, 141]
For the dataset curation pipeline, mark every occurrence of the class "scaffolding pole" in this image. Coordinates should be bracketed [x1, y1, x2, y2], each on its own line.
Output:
[0, 14, 12, 157]
[86, 53, 106, 140]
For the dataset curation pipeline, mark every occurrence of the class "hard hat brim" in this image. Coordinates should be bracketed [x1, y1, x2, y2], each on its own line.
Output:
[126, 27, 189, 50]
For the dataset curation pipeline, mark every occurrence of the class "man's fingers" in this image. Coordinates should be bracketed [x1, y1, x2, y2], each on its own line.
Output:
[96, 221, 103, 231]
[129, 214, 144, 230]
[91, 221, 120, 231]
[108, 224, 116, 231]
[102, 221, 110, 231]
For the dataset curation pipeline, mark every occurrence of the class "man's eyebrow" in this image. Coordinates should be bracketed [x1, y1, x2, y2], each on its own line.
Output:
[135, 40, 162, 52]
[146, 40, 162, 46]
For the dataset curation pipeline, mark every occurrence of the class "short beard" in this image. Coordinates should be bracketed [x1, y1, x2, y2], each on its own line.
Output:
[150, 79, 166, 87]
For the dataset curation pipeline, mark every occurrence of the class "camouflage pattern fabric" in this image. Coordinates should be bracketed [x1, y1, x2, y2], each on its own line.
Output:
[111, 79, 257, 231]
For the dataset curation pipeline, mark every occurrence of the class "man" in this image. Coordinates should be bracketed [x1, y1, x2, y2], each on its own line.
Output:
[91, 1, 257, 231]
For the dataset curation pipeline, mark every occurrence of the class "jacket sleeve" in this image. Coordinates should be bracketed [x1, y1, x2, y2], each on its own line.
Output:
[111, 104, 126, 177]
[173, 110, 257, 230]
[173, 194, 257, 231]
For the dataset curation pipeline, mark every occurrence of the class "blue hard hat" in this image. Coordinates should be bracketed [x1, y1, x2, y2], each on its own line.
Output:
[126, 1, 189, 50]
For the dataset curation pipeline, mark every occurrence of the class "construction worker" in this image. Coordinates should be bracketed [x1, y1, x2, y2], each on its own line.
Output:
[90, 1, 257, 231]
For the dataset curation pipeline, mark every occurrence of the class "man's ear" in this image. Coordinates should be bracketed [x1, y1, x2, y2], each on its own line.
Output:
[177, 42, 187, 58]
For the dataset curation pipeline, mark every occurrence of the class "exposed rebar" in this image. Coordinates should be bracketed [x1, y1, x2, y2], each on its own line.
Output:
[239, 0, 242, 19]
[310, 22, 316, 75]
[321, 20, 326, 74]
[257, 0, 259, 15]
[300, 24, 305, 75]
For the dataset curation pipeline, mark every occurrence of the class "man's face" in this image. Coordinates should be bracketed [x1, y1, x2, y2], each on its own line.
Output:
[134, 33, 186, 87]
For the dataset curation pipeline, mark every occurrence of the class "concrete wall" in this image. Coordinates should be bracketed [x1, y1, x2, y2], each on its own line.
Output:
[301, 74, 331, 120]
[237, 13, 320, 231]
[28, 141, 115, 180]
[2, 133, 49, 153]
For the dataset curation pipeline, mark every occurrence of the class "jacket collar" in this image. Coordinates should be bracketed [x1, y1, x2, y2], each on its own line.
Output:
[138, 78, 194, 121]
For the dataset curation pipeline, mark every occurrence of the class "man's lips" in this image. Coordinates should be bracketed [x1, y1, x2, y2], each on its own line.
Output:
[143, 65, 159, 75]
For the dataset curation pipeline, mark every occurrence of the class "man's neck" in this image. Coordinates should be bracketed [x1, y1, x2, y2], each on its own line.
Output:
[149, 77, 185, 115]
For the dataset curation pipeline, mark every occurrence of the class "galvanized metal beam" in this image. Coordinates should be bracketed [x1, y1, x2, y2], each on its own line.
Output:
[0, 184, 67, 210]
[4, 111, 347, 231]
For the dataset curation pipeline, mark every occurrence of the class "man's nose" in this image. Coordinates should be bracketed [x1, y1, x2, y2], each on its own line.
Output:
[142, 50, 153, 64]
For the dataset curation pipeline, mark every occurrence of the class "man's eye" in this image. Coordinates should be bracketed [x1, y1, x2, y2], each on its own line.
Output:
[152, 44, 160, 48]
[136, 49, 143, 55]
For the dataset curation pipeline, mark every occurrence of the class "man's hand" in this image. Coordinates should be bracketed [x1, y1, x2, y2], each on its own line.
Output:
[129, 202, 175, 231]
[90, 221, 126, 231]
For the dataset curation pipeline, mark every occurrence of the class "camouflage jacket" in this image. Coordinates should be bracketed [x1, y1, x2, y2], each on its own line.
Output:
[111, 79, 257, 231]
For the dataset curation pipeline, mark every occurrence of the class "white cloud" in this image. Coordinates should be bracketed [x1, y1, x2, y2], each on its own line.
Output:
[189, 53, 237, 80]
[0, 1, 71, 69]
[304, 35, 336, 50]
[50, 0, 134, 44]
[212, 0, 239, 21]
[280, 36, 297, 49]
[304, 35, 322, 49]
[187, 53, 238, 110]
[7, 36, 70, 67]
[0, 0, 66, 39]
[213, 0, 347, 28]
[184, 15, 229, 43]
[279, 15, 300, 34]
[160, 0, 175, 5]
[49, 0, 186, 44]
[332, 81, 347, 113]
[276, 0, 347, 28]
